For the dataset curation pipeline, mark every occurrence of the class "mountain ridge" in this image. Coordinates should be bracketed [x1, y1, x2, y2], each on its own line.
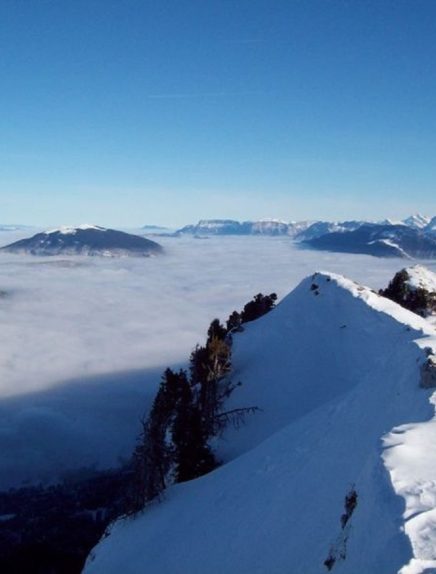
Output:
[0, 225, 163, 257]
[304, 224, 436, 259]
[174, 215, 434, 240]
[84, 270, 436, 574]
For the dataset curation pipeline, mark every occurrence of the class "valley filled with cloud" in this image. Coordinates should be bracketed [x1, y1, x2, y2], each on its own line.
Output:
[0, 231, 433, 489]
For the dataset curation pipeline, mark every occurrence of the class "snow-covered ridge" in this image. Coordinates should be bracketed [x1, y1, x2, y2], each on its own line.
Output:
[46, 224, 104, 235]
[85, 271, 436, 574]
[367, 237, 410, 258]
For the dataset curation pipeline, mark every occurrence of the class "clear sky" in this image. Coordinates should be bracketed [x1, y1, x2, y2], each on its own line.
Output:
[1, 0, 435, 227]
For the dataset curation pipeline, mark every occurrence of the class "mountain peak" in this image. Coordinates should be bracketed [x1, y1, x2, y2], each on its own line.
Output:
[1, 225, 163, 257]
[403, 214, 431, 229]
[45, 224, 105, 235]
[85, 271, 436, 574]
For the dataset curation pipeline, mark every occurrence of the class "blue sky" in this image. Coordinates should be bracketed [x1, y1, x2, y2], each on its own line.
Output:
[1, 0, 435, 227]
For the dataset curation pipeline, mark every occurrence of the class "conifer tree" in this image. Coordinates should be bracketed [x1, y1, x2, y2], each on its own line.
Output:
[172, 378, 216, 483]
[207, 318, 227, 342]
[133, 368, 187, 504]
[189, 345, 210, 388]
[226, 310, 242, 332]
[130, 291, 279, 512]
[240, 293, 277, 323]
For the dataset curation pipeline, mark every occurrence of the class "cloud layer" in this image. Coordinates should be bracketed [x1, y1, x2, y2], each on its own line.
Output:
[0, 233, 431, 488]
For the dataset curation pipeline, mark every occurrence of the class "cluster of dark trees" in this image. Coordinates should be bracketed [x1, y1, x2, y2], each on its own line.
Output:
[128, 292, 277, 513]
[379, 269, 436, 317]
[0, 468, 132, 574]
[226, 292, 277, 332]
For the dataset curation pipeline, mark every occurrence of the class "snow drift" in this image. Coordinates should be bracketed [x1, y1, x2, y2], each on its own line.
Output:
[84, 271, 436, 574]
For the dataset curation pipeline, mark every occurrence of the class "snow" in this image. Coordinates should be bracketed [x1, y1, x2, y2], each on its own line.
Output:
[46, 224, 104, 235]
[403, 215, 431, 230]
[85, 270, 436, 574]
[368, 238, 409, 257]
[406, 265, 436, 294]
[255, 218, 288, 224]
[0, 235, 416, 489]
[195, 220, 238, 229]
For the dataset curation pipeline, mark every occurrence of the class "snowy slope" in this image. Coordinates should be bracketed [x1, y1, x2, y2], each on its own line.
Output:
[405, 265, 436, 294]
[84, 272, 436, 574]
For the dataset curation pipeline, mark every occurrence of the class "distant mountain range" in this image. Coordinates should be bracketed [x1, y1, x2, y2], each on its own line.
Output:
[173, 215, 436, 258]
[304, 223, 436, 258]
[141, 225, 174, 235]
[402, 214, 432, 229]
[1, 225, 163, 257]
[295, 220, 366, 241]
[176, 219, 305, 236]
[175, 215, 434, 237]
[2, 216, 435, 258]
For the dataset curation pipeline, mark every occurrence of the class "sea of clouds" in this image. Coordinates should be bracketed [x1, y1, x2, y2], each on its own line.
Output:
[0, 230, 433, 489]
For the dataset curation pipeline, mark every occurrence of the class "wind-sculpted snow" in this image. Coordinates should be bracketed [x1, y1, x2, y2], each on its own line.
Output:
[85, 271, 436, 574]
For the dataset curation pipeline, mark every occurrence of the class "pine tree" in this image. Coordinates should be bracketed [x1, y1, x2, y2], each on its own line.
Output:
[189, 345, 210, 388]
[131, 368, 188, 505]
[207, 318, 227, 342]
[226, 310, 242, 333]
[240, 293, 277, 323]
[172, 379, 216, 483]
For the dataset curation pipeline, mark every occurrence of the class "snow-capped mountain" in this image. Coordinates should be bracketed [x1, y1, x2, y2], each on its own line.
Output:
[176, 219, 313, 237]
[305, 224, 436, 259]
[294, 220, 366, 242]
[425, 216, 436, 235]
[1, 225, 163, 257]
[403, 214, 431, 229]
[174, 216, 434, 242]
[85, 270, 436, 574]
[248, 219, 292, 235]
